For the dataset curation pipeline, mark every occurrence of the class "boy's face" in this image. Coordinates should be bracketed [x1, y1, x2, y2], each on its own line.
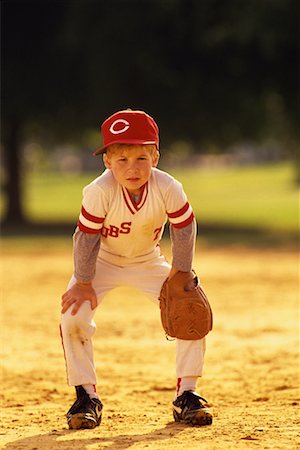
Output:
[103, 145, 159, 195]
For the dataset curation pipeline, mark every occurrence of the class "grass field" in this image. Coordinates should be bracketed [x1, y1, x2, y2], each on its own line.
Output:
[171, 163, 298, 232]
[1, 162, 299, 236]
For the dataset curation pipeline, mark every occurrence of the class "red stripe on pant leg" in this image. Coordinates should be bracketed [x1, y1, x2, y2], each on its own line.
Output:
[59, 324, 70, 385]
[176, 377, 182, 396]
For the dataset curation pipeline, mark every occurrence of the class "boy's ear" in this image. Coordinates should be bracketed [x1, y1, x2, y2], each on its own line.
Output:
[103, 154, 111, 169]
[152, 150, 160, 167]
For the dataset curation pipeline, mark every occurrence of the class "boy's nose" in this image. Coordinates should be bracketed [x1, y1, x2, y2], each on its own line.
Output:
[127, 160, 139, 171]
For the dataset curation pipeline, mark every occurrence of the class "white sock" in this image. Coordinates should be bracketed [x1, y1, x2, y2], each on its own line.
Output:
[82, 384, 99, 399]
[176, 377, 197, 397]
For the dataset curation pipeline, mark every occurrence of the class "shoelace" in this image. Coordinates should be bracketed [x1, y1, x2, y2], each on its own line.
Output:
[181, 391, 208, 408]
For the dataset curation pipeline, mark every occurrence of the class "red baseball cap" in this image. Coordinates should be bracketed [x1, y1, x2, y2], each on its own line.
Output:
[93, 109, 159, 155]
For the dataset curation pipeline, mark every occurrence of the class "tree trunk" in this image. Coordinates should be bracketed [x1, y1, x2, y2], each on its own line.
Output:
[2, 117, 26, 225]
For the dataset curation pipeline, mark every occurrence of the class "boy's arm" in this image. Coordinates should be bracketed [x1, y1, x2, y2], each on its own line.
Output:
[73, 228, 101, 282]
[169, 218, 197, 279]
[61, 229, 101, 315]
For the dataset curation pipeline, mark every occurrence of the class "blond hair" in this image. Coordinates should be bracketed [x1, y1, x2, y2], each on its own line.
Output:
[105, 144, 158, 159]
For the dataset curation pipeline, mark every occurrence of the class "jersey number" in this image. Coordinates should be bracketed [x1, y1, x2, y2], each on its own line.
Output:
[153, 226, 162, 241]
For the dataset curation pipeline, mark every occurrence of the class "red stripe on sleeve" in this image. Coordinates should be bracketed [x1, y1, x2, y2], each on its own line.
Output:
[78, 220, 102, 234]
[81, 206, 104, 224]
[167, 202, 189, 219]
[170, 212, 194, 229]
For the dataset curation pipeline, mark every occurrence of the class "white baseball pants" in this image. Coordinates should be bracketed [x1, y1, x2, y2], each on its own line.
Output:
[60, 256, 206, 386]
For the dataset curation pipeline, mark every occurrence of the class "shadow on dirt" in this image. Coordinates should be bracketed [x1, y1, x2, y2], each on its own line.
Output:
[3, 421, 208, 450]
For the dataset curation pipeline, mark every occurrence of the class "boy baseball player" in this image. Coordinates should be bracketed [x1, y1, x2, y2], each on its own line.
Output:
[60, 109, 212, 429]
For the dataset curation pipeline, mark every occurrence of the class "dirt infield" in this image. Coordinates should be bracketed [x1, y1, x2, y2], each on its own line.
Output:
[1, 241, 299, 449]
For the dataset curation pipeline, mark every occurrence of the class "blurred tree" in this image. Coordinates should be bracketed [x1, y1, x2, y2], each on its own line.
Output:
[54, 0, 298, 146]
[1, 0, 298, 224]
[1, 0, 68, 223]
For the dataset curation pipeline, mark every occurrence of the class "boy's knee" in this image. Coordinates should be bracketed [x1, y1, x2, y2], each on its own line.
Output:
[61, 311, 81, 332]
[61, 305, 96, 336]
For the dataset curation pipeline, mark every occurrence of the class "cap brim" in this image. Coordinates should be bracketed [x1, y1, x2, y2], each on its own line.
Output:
[92, 145, 106, 156]
[92, 139, 158, 156]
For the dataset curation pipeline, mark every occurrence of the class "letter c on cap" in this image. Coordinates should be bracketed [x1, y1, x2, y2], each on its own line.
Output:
[109, 119, 130, 135]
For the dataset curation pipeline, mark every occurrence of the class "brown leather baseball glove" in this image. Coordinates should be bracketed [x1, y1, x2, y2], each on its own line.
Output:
[159, 271, 213, 340]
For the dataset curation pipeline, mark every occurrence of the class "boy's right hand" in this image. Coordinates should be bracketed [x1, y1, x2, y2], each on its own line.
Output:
[61, 282, 97, 315]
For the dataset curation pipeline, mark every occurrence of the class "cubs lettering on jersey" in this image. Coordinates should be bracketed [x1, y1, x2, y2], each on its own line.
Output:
[77, 168, 194, 264]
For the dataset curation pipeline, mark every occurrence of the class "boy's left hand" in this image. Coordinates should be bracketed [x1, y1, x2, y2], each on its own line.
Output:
[168, 268, 195, 290]
[61, 282, 97, 315]
[168, 267, 179, 280]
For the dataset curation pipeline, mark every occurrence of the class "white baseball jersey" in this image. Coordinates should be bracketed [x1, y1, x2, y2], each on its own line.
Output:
[60, 167, 205, 388]
[77, 167, 194, 266]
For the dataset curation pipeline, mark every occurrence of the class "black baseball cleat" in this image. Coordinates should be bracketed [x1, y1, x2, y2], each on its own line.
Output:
[172, 390, 212, 426]
[66, 385, 103, 429]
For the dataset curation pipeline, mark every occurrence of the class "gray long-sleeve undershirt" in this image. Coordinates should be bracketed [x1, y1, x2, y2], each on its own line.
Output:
[73, 229, 100, 283]
[73, 219, 197, 283]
